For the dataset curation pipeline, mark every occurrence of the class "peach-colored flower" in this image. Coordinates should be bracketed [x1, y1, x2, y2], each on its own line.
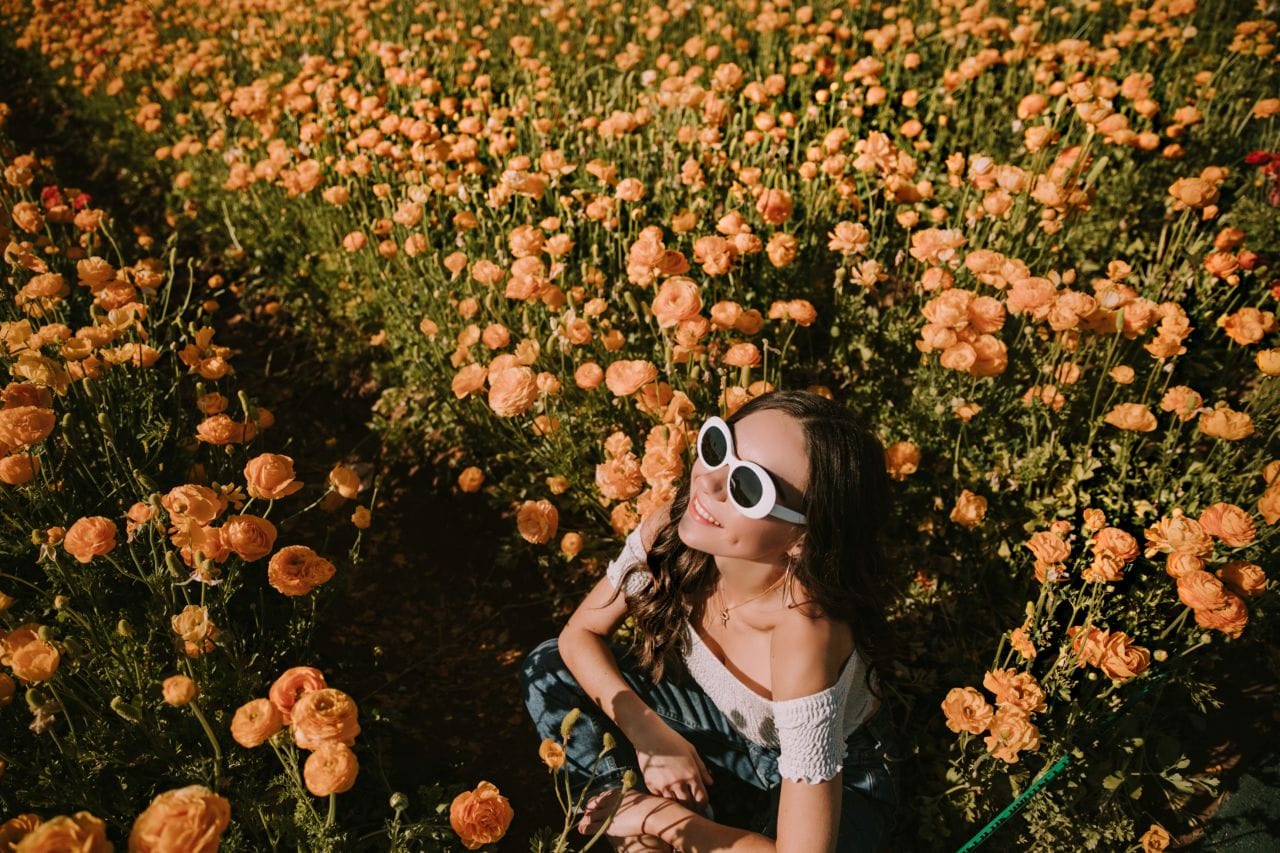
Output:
[327, 465, 361, 500]
[171, 605, 218, 658]
[721, 342, 762, 368]
[1220, 308, 1277, 346]
[755, 188, 793, 225]
[230, 698, 282, 748]
[269, 666, 327, 724]
[604, 360, 658, 396]
[1165, 551, 1205, 579]
[1261, 481, 1280, 525]
[291, 687, 361, 750]
[128, 785, 231, 853]
[194, 414, 257, 445]
[304, 741, 359, 796]
[1193, 592, 1249, 638]
[487, 366, 538, 417]
[244, 454, 304, 500]
[559, 532, 583, 560]
[1258, 348, 1280, 376]
[828, 221, 870, 254]
[1140, 824, 1171, 853]
[516, 500, 558, 544]
[1068, 625, 1110, 667]
[1009, 626, 1036, 660]
[8, 636, 59, 683]
[1217, 561, 1266, 598]
[0, 406, 55, 448]
[450, 781, 514, 850]
[1159, 386, 1203, 421]
[161, 485, 227, 527]
[950, 489, 987, 528]
[0, 814, 41, 849]
[162, 675, 198, 706]
[1145, 510, 1213, 557]
[1025, 531, 1070, 565]
[62, 516, 117, 563]
[982, 669, 1047, 714]
[13, 813, 109, 852]
[884, 442, 920, 480]
[573, 362, 605, 390]
[1177, 569, 1230, 611]
[1096, 632, 1150, 681]
[596, 455, 644, 502]
[452, 364, 488, 399]
[1103, 403, 1157, 432]
[651, 277, 702, 329]
[1092, 527, 1139, 562]
[1198, 502, 1256, 547]
[1199, 405, 1254, 440]
[267, 545, 336, 596]
[983, 707, 1040, 764]
[457, 467, 484, 493]
[941, 686, 994, 734]
[539, 737, 567, 771]
[222, 515, 277, 562]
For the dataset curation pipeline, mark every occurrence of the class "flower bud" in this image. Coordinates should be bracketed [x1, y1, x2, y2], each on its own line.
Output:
[601, 732, 616, 753]
[560, 707, 581, 741]
[111, 696, 142, 723]
[389, 792, 409, 813]
[622, 769, 638, 791]
[117, 619, 133, 637]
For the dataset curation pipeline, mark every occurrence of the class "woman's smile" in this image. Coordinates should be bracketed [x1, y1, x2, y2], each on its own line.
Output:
[689, 493, 723, 527]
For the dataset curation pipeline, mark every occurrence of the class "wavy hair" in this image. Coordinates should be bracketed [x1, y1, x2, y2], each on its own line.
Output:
[615, 390, 894, 689]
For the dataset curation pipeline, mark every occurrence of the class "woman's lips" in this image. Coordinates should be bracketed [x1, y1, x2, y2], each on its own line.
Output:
[689, 494, 722, 527]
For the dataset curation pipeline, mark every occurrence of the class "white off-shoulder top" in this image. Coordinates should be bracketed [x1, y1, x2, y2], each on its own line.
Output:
[605, 526, 879, 783]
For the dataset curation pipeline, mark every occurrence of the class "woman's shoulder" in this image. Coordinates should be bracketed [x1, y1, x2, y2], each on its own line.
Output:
[769, 600, 855, 700]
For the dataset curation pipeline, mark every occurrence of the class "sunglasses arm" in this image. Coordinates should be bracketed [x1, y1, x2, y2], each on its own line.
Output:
[767, 505, 807, 525]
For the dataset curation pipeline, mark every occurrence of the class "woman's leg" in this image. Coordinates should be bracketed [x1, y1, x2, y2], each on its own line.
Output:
[520, 638, 776, 800]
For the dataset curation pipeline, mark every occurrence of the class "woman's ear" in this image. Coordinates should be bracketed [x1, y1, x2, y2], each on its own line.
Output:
[785, 534, 806, 560]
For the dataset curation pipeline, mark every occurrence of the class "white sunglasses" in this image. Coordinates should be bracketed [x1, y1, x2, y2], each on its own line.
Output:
[695, 416, 807, 525]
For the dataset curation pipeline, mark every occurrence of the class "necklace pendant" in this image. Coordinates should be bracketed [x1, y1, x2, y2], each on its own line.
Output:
[719, 609, 730, 627]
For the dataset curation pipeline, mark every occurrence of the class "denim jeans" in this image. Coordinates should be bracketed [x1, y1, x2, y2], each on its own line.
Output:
[520, 638, 898, 851]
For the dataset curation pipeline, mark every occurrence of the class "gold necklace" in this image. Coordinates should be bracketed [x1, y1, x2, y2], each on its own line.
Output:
[716, 575, 784, 627]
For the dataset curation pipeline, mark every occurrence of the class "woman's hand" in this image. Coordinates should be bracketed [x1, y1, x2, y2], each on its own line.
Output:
[578, 790, 684, 840]
[630, 723, 714, 809]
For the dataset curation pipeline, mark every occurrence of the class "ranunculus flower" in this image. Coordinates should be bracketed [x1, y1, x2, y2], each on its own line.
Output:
[1096, 632, 1150, 681]
[0, 454, 39, 485]
[128, 785, 230, 853]
[982, 669, 1047, 714]
[983, 707, 1040, 764]
[721, 342, 762, 368]
[1103, 403, 1157, 432]
[269, 666, 328, 724]
[1193, 593, 1249, 638]
[1176, 570, 1230, 611]
[1198, 502, 1256, 548]
[291, 688, 361, 750]
[1217, 561, 1266, 598]
[230, 698, 283, 748]
[1140, 824, 1172, 853]
[62, 516, 117, 563]
[516, 500, 558, 544]
[13, 812, 109, 852]
[244, 453, 304, 500]
[884, 442, 921, 480]
[650, 277, 702, 329]
[267, 545, 336, 596]
[1198, 405, 1254, 441]
[161, 485, 227, 526]
[162, 675, 198, 706]
[1145, 510, 1213, 557]
[604, 360, 659, 397]
[1068, 625, 1110, 667]
[0, 814, 41, 848]
[304, 741, 360, 796]
[1092, 527, 1139, 562]
[950, 489, 987, 529]
[450, 781, 514, 850]
[941, 686, 994, 735]
[327, 465, 361, 500]
[452, 363, 488, 399]
[9, 638, 59, 683]
[573, 362, 604, 390]
[596, 455, 644, 502]
[1025, 531, 1070, 565]
[755, 187, 793, 225]
[194, 414, 257, 445]
[222, 514, 277, 562]
[0, 406, 56, 448]
[487, 366, 538, 417]
[1165, 551, 1205, 578]
[539, 738, 567, 771]
[457, 467, 485, 493]
[171, 605, 218, 658]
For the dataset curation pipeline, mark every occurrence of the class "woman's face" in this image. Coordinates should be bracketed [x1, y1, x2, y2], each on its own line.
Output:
[677, 408, 809, 564]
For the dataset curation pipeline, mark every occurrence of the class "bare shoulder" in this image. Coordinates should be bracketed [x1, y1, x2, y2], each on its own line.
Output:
[769, 604, 854, 701]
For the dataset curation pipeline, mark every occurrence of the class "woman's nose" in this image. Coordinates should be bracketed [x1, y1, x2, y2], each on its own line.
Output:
[692, 461, 729, 498]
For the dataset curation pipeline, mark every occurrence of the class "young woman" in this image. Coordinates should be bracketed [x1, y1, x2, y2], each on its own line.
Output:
[522, 390, 898, 852]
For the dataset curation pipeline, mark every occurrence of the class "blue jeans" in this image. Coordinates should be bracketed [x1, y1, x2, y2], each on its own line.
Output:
[520, 638, 898, 851]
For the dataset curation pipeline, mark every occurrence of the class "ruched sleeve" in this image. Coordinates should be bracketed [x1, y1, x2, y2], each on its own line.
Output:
[604, 526, 652, 597]
[773, 690, 846, 783]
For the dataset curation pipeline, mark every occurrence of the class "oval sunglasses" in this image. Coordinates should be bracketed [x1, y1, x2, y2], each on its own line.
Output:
[695, 416, 807, 525]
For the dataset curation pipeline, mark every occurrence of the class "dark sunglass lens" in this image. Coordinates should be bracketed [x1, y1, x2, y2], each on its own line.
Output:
[700, 427, 728, 465]
[729, 467, 765, 508]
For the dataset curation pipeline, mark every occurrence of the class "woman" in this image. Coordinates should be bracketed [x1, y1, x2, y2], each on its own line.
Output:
[522, 390, 898, 851]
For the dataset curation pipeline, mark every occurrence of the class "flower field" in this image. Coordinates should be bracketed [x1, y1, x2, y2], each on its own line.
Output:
[1, 0, 1278, 849]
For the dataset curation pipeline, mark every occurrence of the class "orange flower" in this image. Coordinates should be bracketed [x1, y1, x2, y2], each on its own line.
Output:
[1198, 405, 1254, 440]
[941, 686, 994, 734]
[1140, 824, 1171, 853]
[62, 516, 117, 563]
[304, 742, 360, 796]
[0, 814, 41, 848]
[1217, 561, 1266, 598]
[161, 485, 227, 527]
[1165, 551, 1205, 578]
[450, 781, 514, 850]
[516, 500, 558, 544]
[1145, 510, 1213, 557]
[269, 666, 328, 724]
[457, 467, 484, 493]
[604, 360, 658, 397]
[1159, 385, 1202, 421]
[244, 453, 304, 500]
[1219, 307, 1277, 346]
[538, 738, 567, 771]
[1096, 632, 1150, 681]
[1025, 531, 1070, 564]
[950, 489, 987, 528]
[452, 363, 488, 399]
[230, 698, 284, 750]
[0, 406, 55, 448]
[721, 342, 762, 368]
[1198, 502, 1256, 547]
[8, 637, 60, 683]
[983, 707, 1040, 764]
[221, 514, 277, 562]
[1176, 570, 1230, 611]
[194, 415, 257, 445]
[128, 785, 231, 853]
[487, 365, 538, 417]
[884, 442, 920, 480]
[828, 221, 870, 254]
[982, 669, 1046, 714]
[1193, 592, 1249, 638]
[1103, 403, 1157, 432]
[12, 813, 109, 852]
[755, 187, 793, 225]
[171, 605, 218, 658]
[573, 362, 605, 390]
[651, 277, 702, 328]
[1092, 527, 1139, 562]
[596, 454, 644, 502]
[291, 688, 361, 750]
[267, 545, 336, 596]
[162, 675, 198, 707]
[559, 532, 583, 560]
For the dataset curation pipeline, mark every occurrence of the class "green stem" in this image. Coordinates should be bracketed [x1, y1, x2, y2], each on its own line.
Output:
[188, 700, 224, 787]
